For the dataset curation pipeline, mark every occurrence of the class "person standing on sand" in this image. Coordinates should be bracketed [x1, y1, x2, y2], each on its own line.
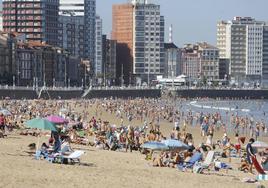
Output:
[246, 138, 255, 174]
[0, 113, 6, 134]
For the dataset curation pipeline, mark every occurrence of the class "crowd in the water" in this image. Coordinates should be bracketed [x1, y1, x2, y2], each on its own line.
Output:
[0, 98, 268, 177]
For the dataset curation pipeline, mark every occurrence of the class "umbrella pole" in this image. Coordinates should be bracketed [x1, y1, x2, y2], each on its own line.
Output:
[36, 134, 40, 153]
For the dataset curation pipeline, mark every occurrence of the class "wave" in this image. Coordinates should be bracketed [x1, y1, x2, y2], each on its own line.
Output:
[189, 101, 250, 112]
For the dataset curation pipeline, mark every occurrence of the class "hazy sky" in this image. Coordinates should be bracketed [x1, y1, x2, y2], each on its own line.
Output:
[0, 0, 267, 46]
[97, 0, 268, 46]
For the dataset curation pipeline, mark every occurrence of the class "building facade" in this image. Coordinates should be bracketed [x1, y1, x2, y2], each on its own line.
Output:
[263, 26, 268, 82]
[58, 15, 84, 58]
[182, 45, 200, 80]
[59, 0, 96, 74]
[84, 0, 96, 67]
[217, 17, 267, 81]
[182, 43, 219, 81]
[164, 43, 181, 78]
[112, 3, 134, 85]
[0, 32, 12, 84]
[95, 15, 102, 77]
[112, 0, 164, 85]
[2, 0, 59, 45]
[102, 35, 117, 86]
[15, 42, 70, 87]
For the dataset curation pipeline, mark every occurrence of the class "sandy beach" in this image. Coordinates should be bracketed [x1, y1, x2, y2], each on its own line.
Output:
[0, 100, 268, 188]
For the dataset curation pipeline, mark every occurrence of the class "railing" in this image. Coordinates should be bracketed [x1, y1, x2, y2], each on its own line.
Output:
[0, 85, 83, 91]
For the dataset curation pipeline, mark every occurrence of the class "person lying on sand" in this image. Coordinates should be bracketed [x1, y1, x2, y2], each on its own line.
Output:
[168, 153, 182, 168]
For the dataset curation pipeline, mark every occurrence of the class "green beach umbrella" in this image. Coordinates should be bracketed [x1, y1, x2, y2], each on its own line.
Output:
[25, 118, 57, 132]
[25, 118, 58, 152]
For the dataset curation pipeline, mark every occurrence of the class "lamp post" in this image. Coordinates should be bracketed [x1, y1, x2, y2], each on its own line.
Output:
[13, 75, 15, 88]
[53, 78, 55, 89]
[36, 77, 38, 90]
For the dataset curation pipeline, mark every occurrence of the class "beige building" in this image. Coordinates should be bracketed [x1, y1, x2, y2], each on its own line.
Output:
[182, 42, 219, 81]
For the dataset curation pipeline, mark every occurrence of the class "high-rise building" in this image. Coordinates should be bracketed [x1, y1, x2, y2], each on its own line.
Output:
[58, 15, 84, 58]
[2, 0, 59, 46]
[95, 15, 102, 77]
[59, 0, 95, 72]
[263, 26, 268, 82]
[112, 0, 164, 85]
[112, 4, 133, 84]
[217, 17, 267, 81]
[84, 0, 96, 67]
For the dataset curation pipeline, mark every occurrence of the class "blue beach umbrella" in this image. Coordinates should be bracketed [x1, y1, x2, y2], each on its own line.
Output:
[0, 109, 12, 116]
[141, 141, 169, 151]
[161, 139, 190, 150]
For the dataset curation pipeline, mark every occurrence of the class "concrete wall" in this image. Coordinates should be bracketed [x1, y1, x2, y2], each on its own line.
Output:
[39, 90, 84, 100]
[83, 89, 161, 99]
[175, 89, 268, 99]
[0, 89, 37, 99]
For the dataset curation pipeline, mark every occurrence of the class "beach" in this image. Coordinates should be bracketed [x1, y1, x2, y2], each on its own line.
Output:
[0, 99, 268, 188]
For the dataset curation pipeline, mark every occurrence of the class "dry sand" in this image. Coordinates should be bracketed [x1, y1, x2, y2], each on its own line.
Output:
[0, 102, 267, 188]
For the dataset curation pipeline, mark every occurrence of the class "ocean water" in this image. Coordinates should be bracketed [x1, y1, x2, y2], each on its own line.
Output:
[176, 99, 268, 133]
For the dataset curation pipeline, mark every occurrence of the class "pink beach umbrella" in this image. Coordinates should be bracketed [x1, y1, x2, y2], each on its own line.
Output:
[46, 115, 68, 124]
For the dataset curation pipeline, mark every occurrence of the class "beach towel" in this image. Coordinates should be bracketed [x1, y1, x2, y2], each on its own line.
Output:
[177, 152, 202, 171]
[252, 156, 266, 175]
[257, 174, 268, 181]
[214, 162, 232, 170]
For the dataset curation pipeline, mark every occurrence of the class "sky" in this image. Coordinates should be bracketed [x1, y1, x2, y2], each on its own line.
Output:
[0, 0, 267, 47]
[97, 0, 268, 46]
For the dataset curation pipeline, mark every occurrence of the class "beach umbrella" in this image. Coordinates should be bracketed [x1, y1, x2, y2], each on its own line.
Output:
[25, 118, 58, 152]
[161, 139, 190, 150]
[0, 109, 12, 116]
[252, 141, 268, 149]
[46, 115, 68, 124]
[141, 141, 169, 151]
[25, 118, 57, 132]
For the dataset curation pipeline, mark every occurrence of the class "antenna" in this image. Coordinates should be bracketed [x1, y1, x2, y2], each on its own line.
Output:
[169, 24, 173, 43]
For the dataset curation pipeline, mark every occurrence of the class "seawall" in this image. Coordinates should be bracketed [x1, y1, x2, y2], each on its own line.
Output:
[175, 89, 268, 99]
[83, 89, 162, 99]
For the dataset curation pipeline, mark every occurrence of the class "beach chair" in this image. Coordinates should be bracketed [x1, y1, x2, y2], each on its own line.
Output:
[61, 150, 85, 164]
[193, 151, 215, 173]
[177, 152, 202, 171]
[201, 151, 215, 169]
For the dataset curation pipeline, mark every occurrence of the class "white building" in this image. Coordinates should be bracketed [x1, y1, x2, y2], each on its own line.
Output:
[95, 15, 103, 76]
[246, 25, 263, 76]
[59, 0, 85, 16]
[217, 17, 267, 81]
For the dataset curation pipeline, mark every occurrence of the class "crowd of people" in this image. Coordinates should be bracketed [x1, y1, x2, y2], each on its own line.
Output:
[0, 98, 267, 175]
